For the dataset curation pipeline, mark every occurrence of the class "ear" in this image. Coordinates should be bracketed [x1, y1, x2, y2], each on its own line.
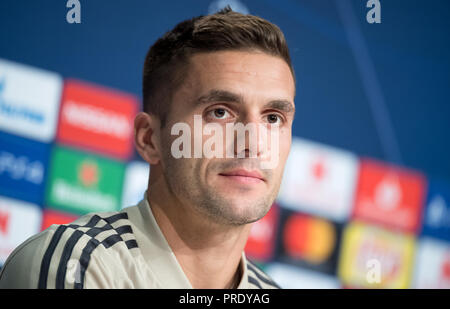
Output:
[134, 112, 161, 165]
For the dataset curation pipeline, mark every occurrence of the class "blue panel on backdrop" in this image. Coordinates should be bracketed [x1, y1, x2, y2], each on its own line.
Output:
[0, 131, 51, 206]
[421, 179, 450, 242]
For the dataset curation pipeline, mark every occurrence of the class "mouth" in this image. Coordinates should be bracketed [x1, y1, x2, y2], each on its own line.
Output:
[218, 169, 266, 184]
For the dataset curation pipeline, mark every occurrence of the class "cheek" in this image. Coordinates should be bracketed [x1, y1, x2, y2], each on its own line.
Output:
[277, 131, 292, 166]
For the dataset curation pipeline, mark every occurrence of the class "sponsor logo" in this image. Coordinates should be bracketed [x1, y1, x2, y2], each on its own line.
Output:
[46, 146, 125, 215]
[0, 78, 45, 124]
[245, 204, 279, 262]
[0, 59, 62, 142]
[278, 209, 340, 275]
[352, 159, 426, 233]
[57, 79, 138, 160]
[0, 132, 50, 205]
[0, 151, 44, 185]
[0, 210, 10, 235]
[78, 160, 99, 188]
[421, 180, 450, 242]
[427, 196, 447, 227]
[338, 221, 415, 288]
[62, 102, 132, 140]
[0, 196, 41, 264]
[277, 137, 358, 222]
[282, 213, 336, 266]
[52, 179, 116, 211]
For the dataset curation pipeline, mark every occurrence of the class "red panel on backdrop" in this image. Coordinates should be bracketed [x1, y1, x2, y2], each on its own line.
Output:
[352, 159, 427, 233]
[41, 209, 78, 231]
[56, 79, 138, 160]
[245, 204, 279, 262]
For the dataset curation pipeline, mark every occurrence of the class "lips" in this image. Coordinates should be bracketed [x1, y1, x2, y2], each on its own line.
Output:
[219, 169, 265, 182]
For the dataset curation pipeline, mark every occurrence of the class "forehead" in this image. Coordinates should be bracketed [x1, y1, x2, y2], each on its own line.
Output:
[180, 50, 295, 101]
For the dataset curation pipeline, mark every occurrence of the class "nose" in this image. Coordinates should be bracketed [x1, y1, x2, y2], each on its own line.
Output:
[232, 112, 264, 159]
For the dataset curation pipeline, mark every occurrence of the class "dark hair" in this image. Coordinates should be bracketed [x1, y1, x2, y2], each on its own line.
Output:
[142, 6, 294, 127]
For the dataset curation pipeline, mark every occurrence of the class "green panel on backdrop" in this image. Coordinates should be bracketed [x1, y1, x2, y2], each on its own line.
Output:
[46, 146, 125, 215]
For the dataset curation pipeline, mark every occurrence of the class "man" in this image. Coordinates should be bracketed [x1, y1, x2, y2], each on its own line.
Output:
[0, 7, 295, 289]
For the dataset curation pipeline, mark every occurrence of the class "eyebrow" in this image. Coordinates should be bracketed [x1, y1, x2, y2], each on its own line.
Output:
[195, 89, 243, 105]
[194, 89, 295, 114]
[263, 100, 296, 115]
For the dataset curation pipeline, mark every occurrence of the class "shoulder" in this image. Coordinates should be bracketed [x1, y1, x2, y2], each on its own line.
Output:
[0, 228, 52, 288]
[0, 209, 139, 289]
[246, 260, 281, 289]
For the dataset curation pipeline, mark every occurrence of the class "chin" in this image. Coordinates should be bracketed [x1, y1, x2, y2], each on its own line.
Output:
[222, 197, 272, 223]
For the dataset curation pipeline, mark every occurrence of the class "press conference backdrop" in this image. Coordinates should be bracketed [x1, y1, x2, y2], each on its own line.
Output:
[0, 0, 449, 288]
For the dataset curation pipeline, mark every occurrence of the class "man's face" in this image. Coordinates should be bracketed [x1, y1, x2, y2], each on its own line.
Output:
[159, 50, 295, 226]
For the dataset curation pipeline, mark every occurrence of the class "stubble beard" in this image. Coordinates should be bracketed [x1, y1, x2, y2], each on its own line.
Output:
[161, 151, 277, 227]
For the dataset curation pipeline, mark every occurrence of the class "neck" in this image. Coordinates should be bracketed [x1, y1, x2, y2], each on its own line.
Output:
[147, 177, 251, 289]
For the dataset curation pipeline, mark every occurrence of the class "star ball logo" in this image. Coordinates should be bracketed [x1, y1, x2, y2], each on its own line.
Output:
[78, 160, 99, 188]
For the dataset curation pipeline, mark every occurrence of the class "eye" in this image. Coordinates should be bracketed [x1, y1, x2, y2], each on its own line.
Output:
[208, 108, 231, 120]
[266, 113, 282, 124]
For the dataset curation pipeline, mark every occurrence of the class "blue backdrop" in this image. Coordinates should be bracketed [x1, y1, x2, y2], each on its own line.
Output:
[1, 0, 449, 182]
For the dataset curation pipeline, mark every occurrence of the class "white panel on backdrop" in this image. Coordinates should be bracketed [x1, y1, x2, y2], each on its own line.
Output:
[0, 59, 62, 142]
[121, 161, 150, 209]
[265, 262, 340, 289]
[413, 237, 450, 288]
[0, 196, 42, 265]
[277, 137, 359, 222]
